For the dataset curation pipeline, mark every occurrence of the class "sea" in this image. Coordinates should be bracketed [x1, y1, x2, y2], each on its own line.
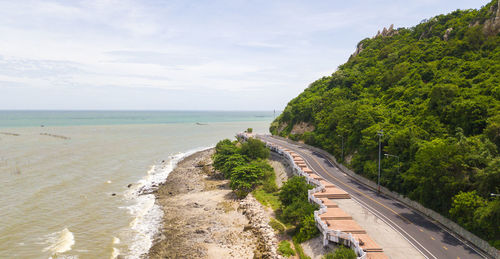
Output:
[0, 110, 274, 259]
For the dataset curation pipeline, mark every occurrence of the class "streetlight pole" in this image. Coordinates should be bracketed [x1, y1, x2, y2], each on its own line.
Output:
[377, 130, 383, 194]
[384, 153, 400, 174]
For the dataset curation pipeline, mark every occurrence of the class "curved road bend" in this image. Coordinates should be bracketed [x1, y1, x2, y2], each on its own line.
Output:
[259, 135, 488, 259]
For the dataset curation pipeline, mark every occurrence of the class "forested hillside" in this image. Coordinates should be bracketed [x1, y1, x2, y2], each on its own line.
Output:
[270, 0, 500, 247]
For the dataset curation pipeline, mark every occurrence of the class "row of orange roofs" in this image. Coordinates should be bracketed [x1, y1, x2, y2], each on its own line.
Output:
[271, 143, 386, 259]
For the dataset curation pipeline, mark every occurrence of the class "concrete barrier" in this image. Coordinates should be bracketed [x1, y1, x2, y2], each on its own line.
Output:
[241, 132, 369, 259]
[268, 135, 499, 259]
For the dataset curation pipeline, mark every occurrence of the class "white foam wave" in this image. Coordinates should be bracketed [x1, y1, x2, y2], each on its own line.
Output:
[124, 146, 212, 258]
[110, 247, 120, 259]
[112, 237, 120, 244]
[43, 228, 75, 254]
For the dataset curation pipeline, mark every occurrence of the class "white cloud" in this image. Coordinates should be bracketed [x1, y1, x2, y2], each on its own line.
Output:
[0, 0, 491, 110]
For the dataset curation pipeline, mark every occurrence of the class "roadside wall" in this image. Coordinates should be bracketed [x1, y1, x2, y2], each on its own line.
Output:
[270, 135, 499, 259]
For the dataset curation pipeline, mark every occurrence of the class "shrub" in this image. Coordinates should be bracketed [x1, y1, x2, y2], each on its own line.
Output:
[240, 138, 270, 160]
[331, 246, 356, 259]
[278, 240, 295, 257]
[230, 163, 264, 198]
[294, 214, 320, 243]
[220, 153, 247, 178]
[279, 176, 313, 207]
[247, 128, 253, 133]
[282, 199, 318, 225]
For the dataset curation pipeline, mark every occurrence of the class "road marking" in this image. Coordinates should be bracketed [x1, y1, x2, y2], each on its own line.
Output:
[266, 138, 435, 259]
[443, 246, 448, 250]
[420, 228, 424, 232]
[348, 189, 433, 259]
[307, 151, 412, 224]
[431, 236, 435, 240]
[264, 137, 488, 259]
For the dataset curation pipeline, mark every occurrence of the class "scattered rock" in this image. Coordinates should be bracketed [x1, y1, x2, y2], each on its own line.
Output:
[239, 195, 284, 259]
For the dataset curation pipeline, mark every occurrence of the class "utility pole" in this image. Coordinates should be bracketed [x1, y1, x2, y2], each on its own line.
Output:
[377, 130, 383, 194]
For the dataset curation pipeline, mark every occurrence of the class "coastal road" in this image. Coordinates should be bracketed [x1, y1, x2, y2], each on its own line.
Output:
[259, 135, 488, 259]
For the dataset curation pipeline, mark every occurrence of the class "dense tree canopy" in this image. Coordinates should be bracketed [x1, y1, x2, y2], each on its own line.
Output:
[271, 0, 499, 247]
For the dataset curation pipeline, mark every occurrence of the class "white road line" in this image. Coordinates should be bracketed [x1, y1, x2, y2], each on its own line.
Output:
[300, 150, 436, 259]
[264, 136, 488, 259]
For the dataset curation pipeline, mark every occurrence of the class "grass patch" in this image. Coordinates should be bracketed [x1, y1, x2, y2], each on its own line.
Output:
[269, 218, 286, 234]
[252, 187, 281, 210]
[278, 240, 295, 257]
[293, 239, 311, 259]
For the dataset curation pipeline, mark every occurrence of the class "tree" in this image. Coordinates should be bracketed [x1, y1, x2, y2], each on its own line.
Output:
[279, 176, 313, 207]
[220, 154, 247, 178]
[230, 163, 265, 198]
[294, 214, 320, 243]
[449, 191, 486, 229]
[240, 138, 270, 160]
[281, 199, 317, 225]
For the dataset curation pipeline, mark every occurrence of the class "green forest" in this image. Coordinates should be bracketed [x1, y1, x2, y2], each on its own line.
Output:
[270, 0, 500, 247]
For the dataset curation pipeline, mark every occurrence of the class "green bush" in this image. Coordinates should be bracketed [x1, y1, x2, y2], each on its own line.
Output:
[331, 246, 356, 259]
[220, 153, 247, 178]
[279, 176, 314, 207]
[247, 128, 253, 133]
[230, 163, 265, 198]
[294, 214, 320, 243]
[240, 138, 270, 160]
[278, 240, 295, 257]
[282, 199, 318, 225]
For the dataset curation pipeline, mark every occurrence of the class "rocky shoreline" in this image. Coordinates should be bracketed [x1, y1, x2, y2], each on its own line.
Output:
[147, 148, 283, 259]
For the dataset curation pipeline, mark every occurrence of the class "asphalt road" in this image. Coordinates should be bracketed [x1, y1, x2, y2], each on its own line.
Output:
[259, 135, 488, 259]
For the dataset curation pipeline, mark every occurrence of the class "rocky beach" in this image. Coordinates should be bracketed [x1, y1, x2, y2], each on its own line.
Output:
[147, 148, 283, 258]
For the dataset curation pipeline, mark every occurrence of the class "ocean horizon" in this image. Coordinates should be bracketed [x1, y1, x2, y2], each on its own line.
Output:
[0, 111, 273, 258]
[0, 110, 277, 128]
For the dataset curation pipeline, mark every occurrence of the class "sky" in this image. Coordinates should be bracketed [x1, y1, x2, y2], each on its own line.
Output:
[0, 0, 491, 111]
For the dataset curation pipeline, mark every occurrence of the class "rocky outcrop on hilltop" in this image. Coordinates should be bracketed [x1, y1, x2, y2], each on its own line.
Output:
[483, 0, 500, 35]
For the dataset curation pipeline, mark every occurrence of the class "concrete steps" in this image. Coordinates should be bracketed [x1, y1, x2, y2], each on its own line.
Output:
[313, 188, 350, 199]
[326, 220, 366, 234]
[366, 251, 388, 259]
[319, 208, 352, 220]
[352, 234, 383, 253]
[318, 198, 338, 208]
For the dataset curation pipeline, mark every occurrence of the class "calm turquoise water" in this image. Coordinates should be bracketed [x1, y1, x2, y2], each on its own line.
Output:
[0, 110, 275, 128]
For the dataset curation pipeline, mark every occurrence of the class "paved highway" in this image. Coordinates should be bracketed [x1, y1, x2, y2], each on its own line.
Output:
[260, 135, 488, 259]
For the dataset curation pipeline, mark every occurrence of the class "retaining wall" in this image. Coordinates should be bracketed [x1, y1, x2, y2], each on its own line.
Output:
[238, 133, 368, 258]
[269, 135, 499, 259]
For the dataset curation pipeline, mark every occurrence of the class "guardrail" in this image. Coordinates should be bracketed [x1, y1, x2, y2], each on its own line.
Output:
[238, 132, 367, 258]
[266, 134, 499, 259]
